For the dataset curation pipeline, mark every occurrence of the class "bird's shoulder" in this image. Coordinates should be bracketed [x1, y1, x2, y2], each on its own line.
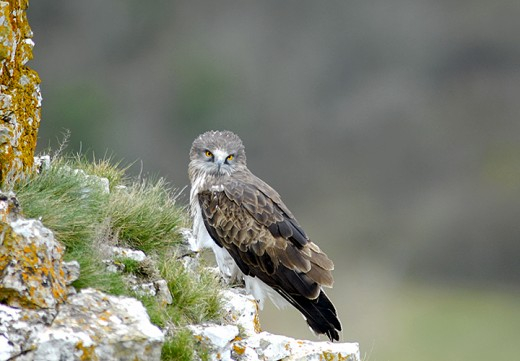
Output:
[198, 169, 309, 248]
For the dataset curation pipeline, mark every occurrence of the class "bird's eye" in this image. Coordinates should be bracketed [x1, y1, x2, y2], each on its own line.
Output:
[205, 150, 213, 158]
[227, 154, 234, 161]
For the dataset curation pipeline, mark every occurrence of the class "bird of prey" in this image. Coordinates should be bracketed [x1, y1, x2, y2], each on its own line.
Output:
[189, 130, 342, 341]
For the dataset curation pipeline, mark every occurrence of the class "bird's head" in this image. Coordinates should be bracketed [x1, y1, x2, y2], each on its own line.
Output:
[189, 130, 247, 178]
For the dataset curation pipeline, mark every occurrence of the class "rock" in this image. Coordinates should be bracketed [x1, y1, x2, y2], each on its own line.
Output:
[222, 288, 260, 337]
[128, 278, 173, 306]
[189, 288, 361, 361]
[0, 0, 42, 186]
[0, 303, 56, 360]
[76, 169, 109, 194]
[131, 280, 156, 297]
[0, 190, 20, 222]
[33, 288, 164, 361]
[178, 227, 202, 272]
[154, 279, 173, 305]
[110, 246, 146, 262]
[179, 227, 197, 251]
[33, 155, 50, 173]
[0, 218, 68, 308]
[0, 288, 164, 361]
[188, 324, 240, 360]
[104, 246, 173, 305]
[62, 260, 80, 285]
[232, 333, 360, 361]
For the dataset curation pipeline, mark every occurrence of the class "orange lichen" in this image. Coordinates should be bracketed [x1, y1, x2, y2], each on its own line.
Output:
[320, 351, 350, 361]
[0, 0, 41, 187]
[76, 341, 99, 361]
[232, 343, 246, 355]
[252, 300, 262, 333]
[0, 221, 68, 308]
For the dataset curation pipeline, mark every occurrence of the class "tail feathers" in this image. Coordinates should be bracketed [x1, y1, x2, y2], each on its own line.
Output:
[280, 289, 342, 342]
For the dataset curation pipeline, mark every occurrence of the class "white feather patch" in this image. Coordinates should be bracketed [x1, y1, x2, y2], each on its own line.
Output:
[243, 275, 290, 310]
[190, 173, 240, 281]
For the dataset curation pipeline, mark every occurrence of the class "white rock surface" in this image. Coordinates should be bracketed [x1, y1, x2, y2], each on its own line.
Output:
[154, 279, 173, 305]
[0, 304, 55, 360]
[233, 332, 360, 361]
[11, 288, 163, 361]
[189, 288, 360, 361]
[111, 246, 147, 262]
[188, 324, 240, 361]
[62, 260, 80, 285]
[71, 168, 110, 194]
[0, 191, 19, 223]
[33, 155, 50, 173]
[0, 288, 163, 361]
[222, 288, 260, 337]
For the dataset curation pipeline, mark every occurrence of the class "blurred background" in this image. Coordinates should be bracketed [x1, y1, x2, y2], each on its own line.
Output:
[29, 1, 520, 360]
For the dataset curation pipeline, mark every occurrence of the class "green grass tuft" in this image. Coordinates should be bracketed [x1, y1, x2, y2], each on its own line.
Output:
[15, 158, 108, 249]
[118, 257, 142, 275]
[161, 329, 196, 361]
[160, 256, 222, 324]
[107, 178, 186, 254]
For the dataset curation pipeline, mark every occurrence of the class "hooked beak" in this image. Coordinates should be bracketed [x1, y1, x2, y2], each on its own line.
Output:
[215, 157, 225, 172]
[212, 150, 228, 174]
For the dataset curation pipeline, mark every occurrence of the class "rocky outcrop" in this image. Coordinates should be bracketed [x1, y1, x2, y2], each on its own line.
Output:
[0, 0, 42, 186]
[0, 217, 68, 308]
[0, 289, 164, 361]
[0, 192, 164, 361]
[188, 288, 360, 361]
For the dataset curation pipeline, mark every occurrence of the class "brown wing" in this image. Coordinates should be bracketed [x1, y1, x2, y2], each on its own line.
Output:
[198, 170, 342, 341]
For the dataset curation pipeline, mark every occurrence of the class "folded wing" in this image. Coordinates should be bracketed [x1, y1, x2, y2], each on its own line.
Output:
[198, 171, 342, 341]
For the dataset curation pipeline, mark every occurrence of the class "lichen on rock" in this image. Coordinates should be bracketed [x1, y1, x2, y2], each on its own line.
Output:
[188, 288, 361, 361]
[0, 217, 68, 309]
[0, 289, 164, 361]
[31, 288, 164, 361]
[0, 0, 41, 187]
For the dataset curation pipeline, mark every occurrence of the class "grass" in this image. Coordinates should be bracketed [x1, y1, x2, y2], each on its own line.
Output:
[13, 153, 223, 360]
[159, 256, 222, 325]
[106, 177, 185, 254]
[161, 328, 209, 361]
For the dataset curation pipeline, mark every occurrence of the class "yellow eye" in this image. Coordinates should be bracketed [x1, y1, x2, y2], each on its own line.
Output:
[227, 154, 234, 161]
[205, 150, 213, 157]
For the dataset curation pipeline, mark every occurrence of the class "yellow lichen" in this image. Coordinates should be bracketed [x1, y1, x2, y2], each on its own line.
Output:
[0, 0, 41, 187]
[320, 351, 350, 361]
[0, 220, 68, 308]
[76, 341, 99, 361]
[252, 299, 262, 333]
[232, 343, 246, 355]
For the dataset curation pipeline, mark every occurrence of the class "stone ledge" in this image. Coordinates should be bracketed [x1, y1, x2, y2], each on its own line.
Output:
[0, 288, 163, 361]
[189, 289, 360, 361]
